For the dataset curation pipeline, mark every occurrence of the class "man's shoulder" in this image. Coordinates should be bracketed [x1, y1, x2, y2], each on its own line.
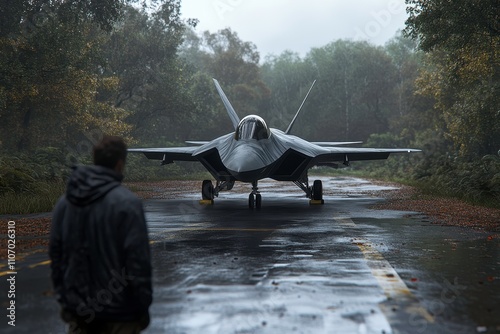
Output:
[108, 184, 142, 205]
[106, 185, 145, 219]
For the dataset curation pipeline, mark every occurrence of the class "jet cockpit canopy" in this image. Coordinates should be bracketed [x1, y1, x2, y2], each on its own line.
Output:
[235, 115, 270, 140]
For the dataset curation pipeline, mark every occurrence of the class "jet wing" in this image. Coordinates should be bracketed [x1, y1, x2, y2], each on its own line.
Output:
[128, 147, 199, 163]
[316, 147, 421, 164]
[311, 141, 363, 146]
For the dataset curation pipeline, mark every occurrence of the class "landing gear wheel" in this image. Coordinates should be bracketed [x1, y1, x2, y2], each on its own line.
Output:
[248, 180, 261, 209]
[255, 193, 262, 209]
[249, 193, 255, 209]
[202, 180, 214, 200]
[312, 180, 323, 201]
[249, 193, 262, 209]
[309, 179, 324, 205]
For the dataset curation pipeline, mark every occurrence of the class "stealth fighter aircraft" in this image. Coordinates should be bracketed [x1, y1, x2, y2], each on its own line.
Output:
[129, 79, 420, 208]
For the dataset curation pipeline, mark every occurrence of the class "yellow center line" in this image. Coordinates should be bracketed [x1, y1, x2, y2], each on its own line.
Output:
[336, 217, 435, 324]
[28, 260, 51, 269]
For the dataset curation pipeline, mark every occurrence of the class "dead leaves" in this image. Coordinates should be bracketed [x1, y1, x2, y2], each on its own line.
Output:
[372, 185, 500, 232]
[0, 217, 51, 259]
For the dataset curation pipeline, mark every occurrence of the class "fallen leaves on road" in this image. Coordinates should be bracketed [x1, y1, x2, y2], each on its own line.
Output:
[0, 217, 51, 259]
[124, 180, 201, 200]
[372, 184, 500, 232]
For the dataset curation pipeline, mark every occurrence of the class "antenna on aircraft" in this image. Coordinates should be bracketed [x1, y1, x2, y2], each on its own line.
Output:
[213, 78, 240, 130]
[285, 80, 316, 135]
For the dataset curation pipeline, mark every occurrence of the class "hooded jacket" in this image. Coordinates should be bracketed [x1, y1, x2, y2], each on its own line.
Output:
[49, 165, 152, 323]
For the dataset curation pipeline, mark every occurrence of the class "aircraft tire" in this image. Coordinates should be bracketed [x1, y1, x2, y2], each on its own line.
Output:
[255, 193, 262, 209]
[202, 180, 214, 200]
[312, 180, 323, 201]
[249, 193, 255, 209]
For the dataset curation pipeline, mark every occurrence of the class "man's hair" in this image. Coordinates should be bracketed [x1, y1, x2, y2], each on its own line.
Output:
[93, 135, 127, 169]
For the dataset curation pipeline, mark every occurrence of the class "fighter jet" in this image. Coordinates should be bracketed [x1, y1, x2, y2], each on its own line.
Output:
[129, 79, 420, 208]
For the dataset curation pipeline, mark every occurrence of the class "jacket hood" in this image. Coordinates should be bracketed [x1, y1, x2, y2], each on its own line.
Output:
[66, 165, 123, 206]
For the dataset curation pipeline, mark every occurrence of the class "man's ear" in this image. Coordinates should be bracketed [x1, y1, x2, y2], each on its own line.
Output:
[115, 159, 125, 175]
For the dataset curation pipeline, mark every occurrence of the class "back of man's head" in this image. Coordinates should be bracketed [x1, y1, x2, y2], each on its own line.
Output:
[93, 136, 127, 169]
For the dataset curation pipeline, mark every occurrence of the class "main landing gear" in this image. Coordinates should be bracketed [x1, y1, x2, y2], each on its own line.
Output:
[200, 179, 235, 205]
[293, 176, 324, 205]
[200, 177, 323, 208]
[201, 180, 215, 203]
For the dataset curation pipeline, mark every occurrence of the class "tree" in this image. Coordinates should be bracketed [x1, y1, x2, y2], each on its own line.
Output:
[0, 0, 133, 152]
[0, 0, 125, 39]
[405, 0, 499, 53]
[103, 2, 196, 143]
[303, 40, 397, 141]
[261, 51, 316, 131]
[405, 0, 500, 157]
[384, 32, 437, 139]
[261, 40, 402, 141]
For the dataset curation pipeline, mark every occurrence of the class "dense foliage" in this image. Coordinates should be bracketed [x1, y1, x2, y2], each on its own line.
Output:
[0, 0, 498, 212]
[403, 0, 500, 203]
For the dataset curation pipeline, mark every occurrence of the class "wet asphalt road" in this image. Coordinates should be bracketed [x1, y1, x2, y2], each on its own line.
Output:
[1, 177, 499, 334]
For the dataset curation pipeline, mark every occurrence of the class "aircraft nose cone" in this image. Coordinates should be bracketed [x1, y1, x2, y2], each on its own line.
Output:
[225, 144, 267, 174]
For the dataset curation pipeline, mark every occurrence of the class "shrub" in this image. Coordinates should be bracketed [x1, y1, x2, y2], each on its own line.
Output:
[0, 156, 37, 194]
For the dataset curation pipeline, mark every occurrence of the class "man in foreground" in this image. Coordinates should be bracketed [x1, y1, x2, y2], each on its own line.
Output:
[49, 136, 152, 334]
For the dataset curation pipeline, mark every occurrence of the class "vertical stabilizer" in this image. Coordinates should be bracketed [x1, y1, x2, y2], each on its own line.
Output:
[285, 80, 316, 134]
[213, 78, 240, 130]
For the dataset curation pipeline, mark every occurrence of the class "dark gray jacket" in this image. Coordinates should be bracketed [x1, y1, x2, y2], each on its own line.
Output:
[50, 165, 152, 323]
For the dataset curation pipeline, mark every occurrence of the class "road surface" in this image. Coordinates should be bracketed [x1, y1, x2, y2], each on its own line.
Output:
[1, 177, 499, 333]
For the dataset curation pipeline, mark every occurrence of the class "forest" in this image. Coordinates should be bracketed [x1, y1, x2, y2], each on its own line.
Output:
[0, 0, 499, 213]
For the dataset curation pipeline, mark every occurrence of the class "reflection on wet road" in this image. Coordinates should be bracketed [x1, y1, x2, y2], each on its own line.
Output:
[143, 177, 499, 334]
[1, 177, 498, 333]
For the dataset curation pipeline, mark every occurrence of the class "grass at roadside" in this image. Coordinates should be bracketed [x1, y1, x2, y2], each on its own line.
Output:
[0, 171, 211, 215]
[311, 168, 500, 210]
[0, 181, 66, 215]
[1, 169, 498, 215]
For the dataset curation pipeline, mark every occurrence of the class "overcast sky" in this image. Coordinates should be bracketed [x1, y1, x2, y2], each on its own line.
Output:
[180, 0, 408, 59]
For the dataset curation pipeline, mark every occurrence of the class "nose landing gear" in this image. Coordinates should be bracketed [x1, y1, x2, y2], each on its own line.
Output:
[248, 181, 261, 209]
